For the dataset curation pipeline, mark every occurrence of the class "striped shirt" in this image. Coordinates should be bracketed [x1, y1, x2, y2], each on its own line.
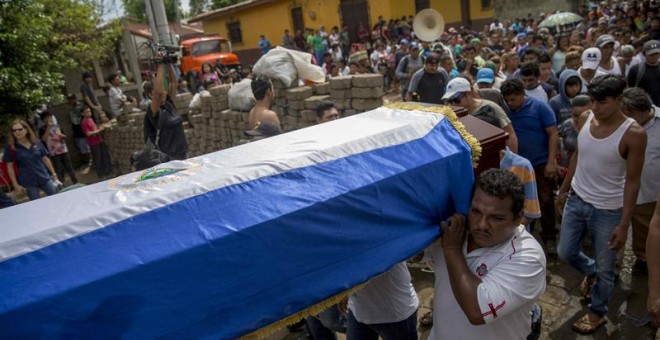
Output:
[500, 147, 542, 219]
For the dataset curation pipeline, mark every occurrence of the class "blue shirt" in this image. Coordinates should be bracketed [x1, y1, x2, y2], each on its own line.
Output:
[2, 141, 51, 187]
[507, 97, 556, 166]
[259, 38, 271, 55]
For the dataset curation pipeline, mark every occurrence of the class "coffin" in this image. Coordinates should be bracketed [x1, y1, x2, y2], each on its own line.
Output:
[0, 105, 477, 339]
[458, 114, 509, 175]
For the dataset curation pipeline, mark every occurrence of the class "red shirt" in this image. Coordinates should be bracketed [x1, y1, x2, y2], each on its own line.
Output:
[81, 117, 102, 146]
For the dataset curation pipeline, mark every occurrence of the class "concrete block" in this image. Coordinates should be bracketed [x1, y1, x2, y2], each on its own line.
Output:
[312, 83, 330, 95]
[352, 74, 383, 88]
[335, 99, 352, 110]
[285, 86, 313, 100]
[351, 87, 383, 99]
[300, 110, 316, 122]
[176, 92, 193, 102]
[330, 89, 352, 99]
[208, 84, 231, 96]
[304, 95, 332, 110]
[329, 76, 352, 90]
[275, 97, 287, 106]
[351, 98, 382, 110]
[288, 100, 306, 110]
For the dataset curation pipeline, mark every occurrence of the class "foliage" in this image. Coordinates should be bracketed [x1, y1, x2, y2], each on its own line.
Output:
[122, 0, 181, 23]
[0, 0, 122, 120]
[188, 0, 209, 17]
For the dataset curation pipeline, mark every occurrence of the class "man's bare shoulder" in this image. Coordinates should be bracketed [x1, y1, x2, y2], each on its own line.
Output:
[250, 107, 281, 127]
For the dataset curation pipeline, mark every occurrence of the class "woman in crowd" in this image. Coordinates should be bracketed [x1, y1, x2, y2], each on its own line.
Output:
[40, 111, 78, 185]
[200, 62, 220, 87]
[3, 119, 58, 200]
[552, 34, 571, 73]
[501, 50, 520, 78]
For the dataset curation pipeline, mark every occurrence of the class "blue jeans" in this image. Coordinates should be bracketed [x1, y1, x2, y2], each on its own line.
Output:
[307, 305, 347, 340]
[346, 309, 417, 340]
[25, 179, 58, 201]
[557, 193, 622, 316]
[315, 50, 325, 66]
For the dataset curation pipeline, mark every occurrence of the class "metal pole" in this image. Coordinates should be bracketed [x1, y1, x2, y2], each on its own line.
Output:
[151, 0, 174, 46]
[144, 0, 159, 44]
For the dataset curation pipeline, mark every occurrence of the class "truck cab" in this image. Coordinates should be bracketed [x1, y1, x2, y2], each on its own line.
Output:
[180, 36, 241, 78]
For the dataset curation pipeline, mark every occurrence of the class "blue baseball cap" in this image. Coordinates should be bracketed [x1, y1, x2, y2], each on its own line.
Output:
[516, 32, 527, 41]
[476, 68, 495, 84]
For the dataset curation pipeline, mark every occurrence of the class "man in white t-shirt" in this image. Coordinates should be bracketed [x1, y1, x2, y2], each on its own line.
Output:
[428, 169, 547, 339]
[578, 48, 605, 93]
[345, 262, 419, 339]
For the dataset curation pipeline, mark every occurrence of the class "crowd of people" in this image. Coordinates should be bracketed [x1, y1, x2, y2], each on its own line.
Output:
[259, 1, 659, 339]
[2, 0, 660, 339]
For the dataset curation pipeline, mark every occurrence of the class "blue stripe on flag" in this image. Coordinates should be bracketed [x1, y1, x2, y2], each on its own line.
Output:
[0, 118, 474, 339]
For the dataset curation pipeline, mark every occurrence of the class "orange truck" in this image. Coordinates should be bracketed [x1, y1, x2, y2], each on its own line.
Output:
[179, 36, 241, 77]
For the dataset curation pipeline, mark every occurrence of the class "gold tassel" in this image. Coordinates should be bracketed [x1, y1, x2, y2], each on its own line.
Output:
[241, 104, 479, 338]
[238, 282, 368, 339]
[384, 103, 482, 168]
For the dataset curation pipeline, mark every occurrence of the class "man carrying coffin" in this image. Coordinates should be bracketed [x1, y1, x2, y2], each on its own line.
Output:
[428, 169, 547, 339]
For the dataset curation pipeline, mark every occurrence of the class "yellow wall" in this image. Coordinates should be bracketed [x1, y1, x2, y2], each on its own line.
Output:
[470, 0, 494, 21]
[202, 0, 293, 52]
[388, 1, 415, 20]
[203, 0, 348, 52]
[200, 0, 491, 52]
[430, 0, 462, 25]
[368, 1, 390, 26]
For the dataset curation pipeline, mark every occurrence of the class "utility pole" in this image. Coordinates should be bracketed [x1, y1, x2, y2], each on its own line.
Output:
[144, 0, 174, 46]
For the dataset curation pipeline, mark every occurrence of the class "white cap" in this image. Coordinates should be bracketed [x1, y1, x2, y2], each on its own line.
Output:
[581, 48, 602, 70]
[442, 78, 472, 100]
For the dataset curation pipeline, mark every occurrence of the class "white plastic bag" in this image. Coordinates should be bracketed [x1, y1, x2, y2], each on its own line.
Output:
[228, 78, 256, 111]
[253, 46, 325, 86]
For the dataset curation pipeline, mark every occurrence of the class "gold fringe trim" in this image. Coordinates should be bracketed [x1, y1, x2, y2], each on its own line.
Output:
[238, 282, 368, 339]
[240, 103, 479, 339]
[384, 103, 482, 168]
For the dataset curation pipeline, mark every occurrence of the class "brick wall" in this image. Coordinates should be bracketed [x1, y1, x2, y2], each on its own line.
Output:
[103, 75, 385, 174]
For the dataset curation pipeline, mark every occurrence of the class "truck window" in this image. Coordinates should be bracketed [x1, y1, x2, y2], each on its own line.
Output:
[182, 47, 191, 57]
[192, 40, 231, 56]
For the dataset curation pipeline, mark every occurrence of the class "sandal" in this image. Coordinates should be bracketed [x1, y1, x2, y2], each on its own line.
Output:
[419, 311, 433, 327]
[580, 275, 595, 301]
[572, 314, 607, 335]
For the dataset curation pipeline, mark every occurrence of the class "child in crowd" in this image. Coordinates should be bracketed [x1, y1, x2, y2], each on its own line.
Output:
[81, 106, 113, 179]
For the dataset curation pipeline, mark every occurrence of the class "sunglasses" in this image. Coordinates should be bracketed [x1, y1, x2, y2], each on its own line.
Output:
[12, 128, 25, 132]
[447, 93, 466, 104]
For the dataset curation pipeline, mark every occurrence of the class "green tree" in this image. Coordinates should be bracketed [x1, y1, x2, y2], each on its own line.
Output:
[188, 0, 209, 17]
[122, 0, 181, 23]
[0, 0, 122, 122]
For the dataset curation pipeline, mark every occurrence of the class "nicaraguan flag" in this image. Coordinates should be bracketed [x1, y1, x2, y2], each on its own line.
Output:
[0, 106, 474, 339]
